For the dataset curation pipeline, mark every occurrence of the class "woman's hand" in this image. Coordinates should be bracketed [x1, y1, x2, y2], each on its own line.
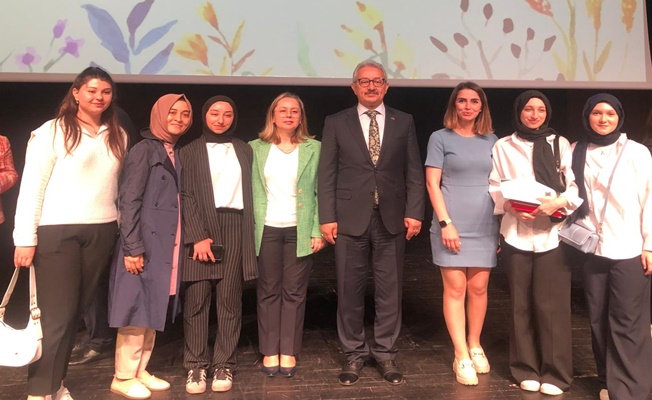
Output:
[532, 195, 567, 217]
[124, 254, 145, 274]
[504, 200, 536, 222]
[14, 246, 35, 267]
[642, 250, 652, 275]
[193, 238, 215, 262]
[442, 224, 461, 253]
[311, 237, 326, 253]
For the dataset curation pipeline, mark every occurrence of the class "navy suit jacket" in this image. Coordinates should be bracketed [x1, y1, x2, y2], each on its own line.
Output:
[318, 105, 425, 236]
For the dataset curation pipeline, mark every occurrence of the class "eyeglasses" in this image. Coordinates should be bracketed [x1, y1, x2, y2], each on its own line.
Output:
[356, 78, 386, 87]
[276, 108, 301, 118]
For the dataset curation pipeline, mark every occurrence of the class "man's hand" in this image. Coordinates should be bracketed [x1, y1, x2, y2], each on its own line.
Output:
[124, 254, 145, 274]
[404, 218, 421, 240]
[320, 222, 338, 245]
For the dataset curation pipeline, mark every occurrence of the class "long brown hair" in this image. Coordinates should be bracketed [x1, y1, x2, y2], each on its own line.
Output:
[55, 67, 126, 161]
[443, 81, 494, 134]
[259, 92, 313, 144]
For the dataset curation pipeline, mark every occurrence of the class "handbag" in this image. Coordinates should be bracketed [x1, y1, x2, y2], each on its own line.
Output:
[559, 140, 628, 254]
[0, 265, 43, 367]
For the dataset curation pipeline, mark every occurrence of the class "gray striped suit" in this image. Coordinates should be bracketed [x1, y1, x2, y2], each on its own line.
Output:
[180, 136, 257, 371]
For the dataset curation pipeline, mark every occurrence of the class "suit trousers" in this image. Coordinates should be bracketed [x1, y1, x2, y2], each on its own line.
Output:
[501, 239, 573, 390]
[183, 211, 243, 371]
[27, 222, 118, 395]
[582, 254, 652, 400]
[257, 226, 312, 356]
[114, 326, 155, 379]
[335, 209, 405, 362]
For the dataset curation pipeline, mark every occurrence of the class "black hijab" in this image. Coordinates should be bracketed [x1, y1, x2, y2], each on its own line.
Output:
[571, 93, 625, 220]
[513, 90, 565, 194]
[202, 95, 238, 143]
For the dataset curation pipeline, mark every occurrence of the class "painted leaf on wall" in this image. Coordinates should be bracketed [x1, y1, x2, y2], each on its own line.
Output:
[140, 42, 173, 74]
[82, 4, 130, 63]
[127, 0, 154, 50]
[134, 20, 177, 55]
[594, 41, 611, 75]
[297, 25, 316, 77]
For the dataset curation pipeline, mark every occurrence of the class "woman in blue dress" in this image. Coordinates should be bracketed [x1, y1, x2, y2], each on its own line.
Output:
[425, 81, 498, 386]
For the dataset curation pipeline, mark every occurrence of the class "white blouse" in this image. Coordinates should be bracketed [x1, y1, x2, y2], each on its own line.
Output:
[574, 134, 652, 259]
[206, 142, 243, 209]
[489, 133, 582, 252]
[263, 145, 299, 227]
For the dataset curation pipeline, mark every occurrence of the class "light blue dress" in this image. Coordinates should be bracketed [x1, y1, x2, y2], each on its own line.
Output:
[425, 129, 499, 267]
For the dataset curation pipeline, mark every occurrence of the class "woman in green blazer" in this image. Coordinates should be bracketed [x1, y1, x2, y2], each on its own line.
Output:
[250, 93, 325, 378]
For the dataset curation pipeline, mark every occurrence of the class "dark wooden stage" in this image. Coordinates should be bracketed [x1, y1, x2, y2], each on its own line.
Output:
[0, 234, 648, 400]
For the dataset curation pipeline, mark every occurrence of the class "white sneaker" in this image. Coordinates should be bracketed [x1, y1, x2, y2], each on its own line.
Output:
[520, 380, 541, 392]
[211, 367, 233, 392]
[540, 383, 563, 395]
[469, 347, 490, 374]
[185, 368, 207, 394]
[599, 389, 610, 400]
[452, 359, 478, 385]
[46, 386, 73, 400]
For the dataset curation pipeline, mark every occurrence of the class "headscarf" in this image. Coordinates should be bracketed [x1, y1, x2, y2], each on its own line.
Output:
[513, 90, 565, 194]
[571, 93, 625, 220]
[202, 95, 238, 143]
[149, 94, 193, 144]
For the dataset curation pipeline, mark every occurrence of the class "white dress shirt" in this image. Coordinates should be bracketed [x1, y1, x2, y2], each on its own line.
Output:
[489, 133, 582, 252]
[206, 142, 243, 209]
[573, 134, 652, 259]
[357, 103, 386, 147]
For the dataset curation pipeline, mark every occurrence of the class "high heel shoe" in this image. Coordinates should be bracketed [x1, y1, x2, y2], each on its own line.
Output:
[261, 364, 279, 376]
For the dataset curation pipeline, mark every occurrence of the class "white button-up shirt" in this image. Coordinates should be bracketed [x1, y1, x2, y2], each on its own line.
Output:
[357, 103, 386, 148]
[489, 133, 582, 252]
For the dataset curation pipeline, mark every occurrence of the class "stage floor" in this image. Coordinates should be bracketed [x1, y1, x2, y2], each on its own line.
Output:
[0, 234, 647, 400]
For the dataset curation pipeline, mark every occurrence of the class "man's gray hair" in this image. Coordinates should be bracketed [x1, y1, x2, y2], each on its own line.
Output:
[352, 60, 387, 82]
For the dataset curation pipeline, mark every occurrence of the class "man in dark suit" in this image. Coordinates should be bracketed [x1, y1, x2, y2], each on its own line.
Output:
[318, 60, 425, 386]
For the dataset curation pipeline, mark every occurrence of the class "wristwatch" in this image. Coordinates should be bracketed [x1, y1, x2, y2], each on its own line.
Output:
[439, 218, 452, 228]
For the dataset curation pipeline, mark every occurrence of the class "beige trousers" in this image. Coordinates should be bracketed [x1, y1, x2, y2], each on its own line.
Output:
[115, 326, 156, 379]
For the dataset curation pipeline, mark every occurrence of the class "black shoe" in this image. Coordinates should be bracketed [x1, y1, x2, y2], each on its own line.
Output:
[279, 365, 297, 377]
[339, 360, 364, 386]
[377, 360, 403, 385]
[68, 348, 109, 366]
[70, 342, 86, 359]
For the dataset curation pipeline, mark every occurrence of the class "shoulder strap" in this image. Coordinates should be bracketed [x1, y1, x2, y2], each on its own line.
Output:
[598, 139, 628, 232]
[0, 265, 39, 321]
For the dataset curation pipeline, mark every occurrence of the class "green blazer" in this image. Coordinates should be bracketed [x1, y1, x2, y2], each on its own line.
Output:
[250, 138, 321, 257]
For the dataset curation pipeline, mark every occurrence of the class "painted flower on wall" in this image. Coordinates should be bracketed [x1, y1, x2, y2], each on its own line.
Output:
[14, 47, 42, 72]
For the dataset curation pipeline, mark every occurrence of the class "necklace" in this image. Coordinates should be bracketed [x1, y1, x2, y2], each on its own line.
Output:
[77, 117, 101, 135]
[277, 143, 297, 154]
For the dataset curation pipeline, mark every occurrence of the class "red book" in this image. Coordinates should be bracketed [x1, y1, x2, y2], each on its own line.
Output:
[509, 200, 564, 219]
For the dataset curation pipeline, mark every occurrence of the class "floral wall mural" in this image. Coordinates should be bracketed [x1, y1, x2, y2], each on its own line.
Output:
[0, 0, 648, 87]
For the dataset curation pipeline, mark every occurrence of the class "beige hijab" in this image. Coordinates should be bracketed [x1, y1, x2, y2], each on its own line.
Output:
[150, 94, 193, 143]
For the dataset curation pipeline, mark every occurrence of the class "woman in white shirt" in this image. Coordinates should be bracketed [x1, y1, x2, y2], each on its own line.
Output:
[250, 93, 325, 378]
[13, 67, 127, 400]
[489, 90, 580, 396]
[571, 93, 652, 400]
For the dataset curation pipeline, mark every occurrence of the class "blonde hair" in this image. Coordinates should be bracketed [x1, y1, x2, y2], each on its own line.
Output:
[259, 92, 313, 144]
[443, 81, 494, 134]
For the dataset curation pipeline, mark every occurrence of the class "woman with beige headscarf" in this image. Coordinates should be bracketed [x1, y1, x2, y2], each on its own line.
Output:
[107, 94, 193, 399]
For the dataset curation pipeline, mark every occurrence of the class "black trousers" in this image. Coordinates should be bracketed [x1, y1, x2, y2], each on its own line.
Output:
[27, 222, 118, 395]
[183, 211, 243, 371]
[501, 240, 573, 390]
[335, 209, 405, 362]
[583, 254, 652, 400]
[81, 263, 115, 351]
[257, 226, 312, 356]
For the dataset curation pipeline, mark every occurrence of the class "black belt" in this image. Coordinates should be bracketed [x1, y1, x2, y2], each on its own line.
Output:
[216, 207, 243, 214]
